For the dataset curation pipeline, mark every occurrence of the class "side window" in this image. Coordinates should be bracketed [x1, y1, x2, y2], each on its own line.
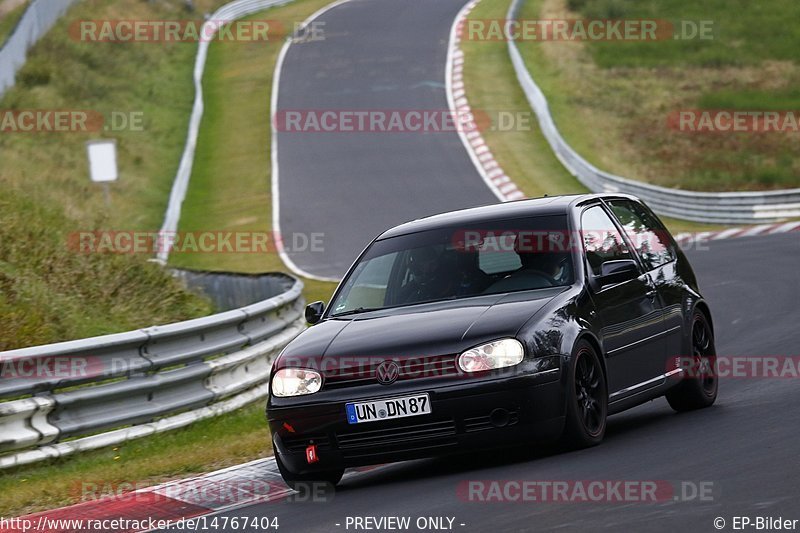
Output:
[608, 200, 676, 271]
[581, 206, 634, 277]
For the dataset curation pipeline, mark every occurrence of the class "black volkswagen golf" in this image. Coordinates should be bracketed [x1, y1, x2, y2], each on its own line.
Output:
[267, 194, 717, 487]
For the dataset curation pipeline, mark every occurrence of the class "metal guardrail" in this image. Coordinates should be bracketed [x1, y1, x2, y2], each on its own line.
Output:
[0, 0, 79, 98]
[157, 0, 293, 264]
[506, 0, 800, 225]
[0, 273, 305, 469]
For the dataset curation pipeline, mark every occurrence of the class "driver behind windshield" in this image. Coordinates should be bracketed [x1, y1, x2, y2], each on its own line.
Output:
[398, 246, 448, 304]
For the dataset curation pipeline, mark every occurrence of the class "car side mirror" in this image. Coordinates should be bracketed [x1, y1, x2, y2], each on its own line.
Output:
[305, 301, 326, 324]
[597, 259, 638, 287]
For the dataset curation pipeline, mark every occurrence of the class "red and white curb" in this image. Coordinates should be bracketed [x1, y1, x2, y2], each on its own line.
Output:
[673, 220, 800, 248]
[2, 458, 387, 533]
[447, 0, 525, 203]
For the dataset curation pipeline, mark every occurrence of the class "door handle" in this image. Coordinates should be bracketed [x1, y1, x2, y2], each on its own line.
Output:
[645, 289, 658, 300]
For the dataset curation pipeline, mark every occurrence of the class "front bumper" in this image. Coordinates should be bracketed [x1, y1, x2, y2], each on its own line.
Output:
[268, 372, 565, 475]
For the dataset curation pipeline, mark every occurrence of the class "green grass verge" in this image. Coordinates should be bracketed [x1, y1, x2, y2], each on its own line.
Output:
[570, 0, 800, 68]
[512, 0, 800, 192]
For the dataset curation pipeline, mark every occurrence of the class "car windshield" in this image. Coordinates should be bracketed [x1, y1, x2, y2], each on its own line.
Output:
[329, 215, 574, 316]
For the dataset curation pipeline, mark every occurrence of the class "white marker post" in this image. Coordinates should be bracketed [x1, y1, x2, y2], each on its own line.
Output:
[86, 140, 118, 208]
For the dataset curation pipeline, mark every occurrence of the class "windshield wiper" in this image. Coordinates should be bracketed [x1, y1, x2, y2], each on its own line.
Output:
[330, 307, 382, 317]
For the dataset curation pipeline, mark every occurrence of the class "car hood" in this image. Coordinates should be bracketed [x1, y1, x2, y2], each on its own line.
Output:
[276, 288, 565, 369]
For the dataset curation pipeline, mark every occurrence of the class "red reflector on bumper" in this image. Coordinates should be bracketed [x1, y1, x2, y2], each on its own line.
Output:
[306, 444, 319, 464]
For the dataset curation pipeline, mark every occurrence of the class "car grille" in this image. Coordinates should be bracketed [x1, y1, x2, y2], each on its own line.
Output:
[335, 419, 457, 459]
[283, 410, 521, 460]
[323, 355, 459, 389]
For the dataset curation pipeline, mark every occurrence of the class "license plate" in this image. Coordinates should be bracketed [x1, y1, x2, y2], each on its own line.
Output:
[345, 393, 431, 424]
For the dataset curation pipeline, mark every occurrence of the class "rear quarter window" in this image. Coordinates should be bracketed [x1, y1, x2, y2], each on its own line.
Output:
[608, 200, 676, 271]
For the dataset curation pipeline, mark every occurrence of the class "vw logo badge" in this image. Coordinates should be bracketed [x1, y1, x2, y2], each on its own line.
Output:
[375, 360, 400, 385]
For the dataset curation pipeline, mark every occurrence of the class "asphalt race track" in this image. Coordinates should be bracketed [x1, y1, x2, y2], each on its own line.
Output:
[274, 0, 497, 279]
[158, 233, 799, 531]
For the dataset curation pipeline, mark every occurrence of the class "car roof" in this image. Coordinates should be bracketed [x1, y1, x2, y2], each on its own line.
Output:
[377, 193, 640, 240]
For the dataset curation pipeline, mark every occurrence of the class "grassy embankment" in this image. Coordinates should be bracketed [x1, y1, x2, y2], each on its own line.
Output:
[512, 0, 800, 193]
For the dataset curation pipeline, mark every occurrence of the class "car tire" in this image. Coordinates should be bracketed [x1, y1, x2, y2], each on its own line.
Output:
[274, 449, 344, 491]
[666, 311, 718, 412]
[561, 340, 608, 448]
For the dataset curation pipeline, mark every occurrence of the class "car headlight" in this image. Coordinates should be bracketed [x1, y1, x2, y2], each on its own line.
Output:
[458, 338, 525, 373]
[272, 368, 323, 397]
